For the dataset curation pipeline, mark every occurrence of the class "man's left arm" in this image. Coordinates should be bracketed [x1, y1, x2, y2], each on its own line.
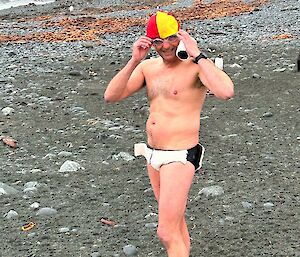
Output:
[195, 58, 234, 100]
[177, 30, 234, 100]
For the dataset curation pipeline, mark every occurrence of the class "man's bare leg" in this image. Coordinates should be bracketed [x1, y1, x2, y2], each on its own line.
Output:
[181, 217, 191, 252]
[147, 163, 195, 256]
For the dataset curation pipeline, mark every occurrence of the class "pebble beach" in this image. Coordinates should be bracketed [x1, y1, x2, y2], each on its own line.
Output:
[0, 0, 299, 256]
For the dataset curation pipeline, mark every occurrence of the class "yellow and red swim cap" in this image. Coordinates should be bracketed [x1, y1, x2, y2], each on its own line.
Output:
[146, 11, 180, 39]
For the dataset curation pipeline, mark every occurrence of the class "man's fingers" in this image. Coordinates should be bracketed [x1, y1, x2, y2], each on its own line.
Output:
[134, 37, 152, 49]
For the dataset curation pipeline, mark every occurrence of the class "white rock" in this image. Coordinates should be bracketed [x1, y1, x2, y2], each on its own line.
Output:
[198, 185, 224, 197]
[1, 106, 14, 116]
[43, 153, 56, 159]
[112, 152, 135, 162]
[30, 202, 40, 209]
[0, 188, 7, 195]
[0, 182, 19, 195]
[58, 151, 73, 157]
[30, 169, 42, 173]
[230, 63, 242, 68]
[36, 207, 58, 216]
[59, 160, 82, 172]
[242, 201, 252, 209]
[24, 187, 38, 194]
[273, 67, 286, 72]
[24, 181, 38, 189]
[145, 223, 158, 228]
[4, 210, 18, 219]
[263, 202, 274, 208]
[58, 227, 70, 233]
[145, 212, 158, 219]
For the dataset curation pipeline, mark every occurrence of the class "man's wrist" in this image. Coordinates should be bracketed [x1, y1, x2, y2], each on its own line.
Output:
[193, 52, 208, 64]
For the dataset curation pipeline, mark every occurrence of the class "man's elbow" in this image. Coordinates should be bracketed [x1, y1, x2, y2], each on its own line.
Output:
[216, 85, 234, 100]
[104, 91, 116, 103]
[222, 87, 234, 100]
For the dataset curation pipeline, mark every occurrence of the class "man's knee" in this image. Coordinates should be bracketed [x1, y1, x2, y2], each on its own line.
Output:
[157, 223, 179, 244]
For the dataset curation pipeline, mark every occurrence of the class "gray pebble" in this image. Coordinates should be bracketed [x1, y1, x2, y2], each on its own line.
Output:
[263, 202, 275, 208]
[145, 223, 158, 229]
[262, 112, 273, 118]
[91, 252, 101, 257]
[4, 210, 19, 219]
[242, 201, 253, 209]
[0, 182, 19, 195]
[123, 245, 138, 256]
[59, 160, 82, 172]
[36, 207, 58, 216]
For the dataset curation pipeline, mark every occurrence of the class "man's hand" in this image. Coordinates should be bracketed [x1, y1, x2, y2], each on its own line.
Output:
[132, 36, 152, 62]
[177, 30, 201, 59]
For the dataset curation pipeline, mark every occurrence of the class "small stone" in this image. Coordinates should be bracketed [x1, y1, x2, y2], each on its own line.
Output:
[91, 252, 101, 257]
[252, 73, 261, 79]
[1, 106, 14, 116]
[59, 160, 82, 172]
[36, 207, 58, 216]
[58, 151, 73, 157]
[58, 227, 70, 233]
[0, 182, 19, 195]
[69, 71, 82, 76]
[24, 181, 38, 189]
[263, 202, 274, 208]
[230, 63, 242, 68]
[81, 41, 95, 48]
[145, 223, 158, 229]
[273, 67, 286, 72]
[262, 112, 273, 118]
[4, 210, 19, 219]
[198, 185, 224, 197]
[0, 188, 7, 195]
[27, 232, 36, 238]
[30, 202, 40, 209]
[144, 212, 158, 219]
[242, 201, 252, 209]
[24, 187, 38, 194]
[123, 245, 138, 256]
[112, 152, 135, 162]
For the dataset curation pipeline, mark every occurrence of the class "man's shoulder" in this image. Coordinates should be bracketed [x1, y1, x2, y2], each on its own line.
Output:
[141, 57, 160, 67]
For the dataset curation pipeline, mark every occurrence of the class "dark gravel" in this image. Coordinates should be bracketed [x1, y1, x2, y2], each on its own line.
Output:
[0, 0, 299, 256]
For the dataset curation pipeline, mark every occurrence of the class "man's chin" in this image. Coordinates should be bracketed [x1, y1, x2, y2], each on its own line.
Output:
[161, 53, 176, 61]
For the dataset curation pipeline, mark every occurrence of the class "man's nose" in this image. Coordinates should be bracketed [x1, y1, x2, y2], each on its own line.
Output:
[162, 41, 171, 48]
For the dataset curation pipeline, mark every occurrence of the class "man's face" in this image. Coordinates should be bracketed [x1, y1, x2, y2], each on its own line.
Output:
[152, 34, 180, 60]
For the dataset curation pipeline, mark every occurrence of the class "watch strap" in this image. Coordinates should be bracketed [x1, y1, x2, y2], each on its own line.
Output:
[193, 52, 208, 64]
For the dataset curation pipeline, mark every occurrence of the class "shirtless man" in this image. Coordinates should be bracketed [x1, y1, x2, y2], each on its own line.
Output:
[104, 11, 234, 257]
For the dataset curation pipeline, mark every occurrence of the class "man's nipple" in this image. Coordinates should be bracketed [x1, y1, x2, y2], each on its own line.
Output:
[173, 90, 178, 95]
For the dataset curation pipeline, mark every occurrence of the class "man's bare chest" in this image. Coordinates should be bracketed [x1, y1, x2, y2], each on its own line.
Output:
[146, 72, 200, 99]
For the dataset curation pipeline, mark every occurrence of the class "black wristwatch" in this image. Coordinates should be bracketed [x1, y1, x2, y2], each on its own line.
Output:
[193, 52, 208, 64]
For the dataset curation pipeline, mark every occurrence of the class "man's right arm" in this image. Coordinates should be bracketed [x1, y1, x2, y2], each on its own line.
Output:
[104, 58, 144, 103]
[104, 36, 152, 103]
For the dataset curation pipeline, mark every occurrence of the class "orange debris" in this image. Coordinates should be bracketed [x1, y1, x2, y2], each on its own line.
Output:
[0, 0, 270, 43]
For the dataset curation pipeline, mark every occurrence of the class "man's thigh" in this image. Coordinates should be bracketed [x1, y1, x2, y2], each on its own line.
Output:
[147, 164, 160, 201]
[158, 162, 195, 221]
